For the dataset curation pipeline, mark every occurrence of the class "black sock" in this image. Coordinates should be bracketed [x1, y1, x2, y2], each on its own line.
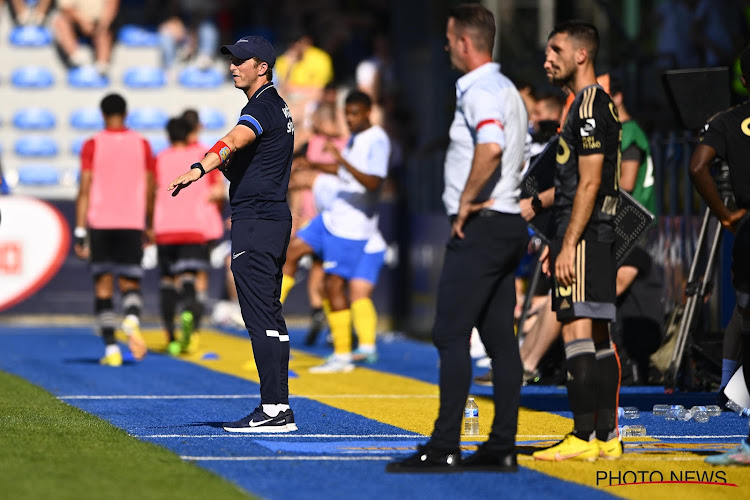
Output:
[160, 282, 177, 341]
[564, 339, 597, 440]
[180, 277, 203, 325]
[595, 339, 621, 441]
[122, 288, 142, 319]
[95, 297, 116, 346]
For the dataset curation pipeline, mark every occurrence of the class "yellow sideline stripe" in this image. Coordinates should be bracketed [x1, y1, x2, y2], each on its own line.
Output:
[133, 328, 750, 498]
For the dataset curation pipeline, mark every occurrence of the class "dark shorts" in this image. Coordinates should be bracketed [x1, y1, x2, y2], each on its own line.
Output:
[157, 243, 209, 277]
[551, 238, 616, 321]
[89, 229, 144, 279]
[733, 215, 750, 308]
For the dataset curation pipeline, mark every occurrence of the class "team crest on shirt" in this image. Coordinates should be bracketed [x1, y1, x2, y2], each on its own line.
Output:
[741, 117, 750, 137]
[219, 146, 231, 162]
[580, 118, 596, 137]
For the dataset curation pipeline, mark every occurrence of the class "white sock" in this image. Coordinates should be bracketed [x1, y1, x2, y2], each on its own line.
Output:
[105, 344, 121, 357]
[277, 404, 290, 412]
[357, 344, 376, 354]
[262, 404, 282, 417]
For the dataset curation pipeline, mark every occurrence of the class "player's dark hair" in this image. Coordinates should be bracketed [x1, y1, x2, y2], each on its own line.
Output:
[181, 109, 200, 133]
[166, 117, 190, 143]
[536, 91, 565, 113]
[100, 93, 126, 116]
[345, 90, 372, 108]
[448, 4, 495, 55]
[549, 20, 599, 63]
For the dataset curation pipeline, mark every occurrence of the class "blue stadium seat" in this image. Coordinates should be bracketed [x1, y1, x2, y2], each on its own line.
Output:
[178, 67, 224, 88]
[123, 66, 166, 88]
[13, 108, 56, 129]
[68, 66, 109, 88]
[71, 136, 89, 155]
[14, 136, 59, 157]
[126, 108, 169, 130]
[11, 66, 54, 88]
[9, 25, 52, 46]
[17, 165, 60, 186]
[148, 135, 169, 155]
[118, 25, 160, 47]
[70, 108, 104, 130]
[199, 108, 225, 130]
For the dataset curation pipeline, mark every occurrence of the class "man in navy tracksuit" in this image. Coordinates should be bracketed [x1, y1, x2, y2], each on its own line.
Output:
[169, 35, 296, 433]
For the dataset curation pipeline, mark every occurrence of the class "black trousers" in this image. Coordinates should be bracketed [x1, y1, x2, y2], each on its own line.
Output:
[430, 212, 527, 452]
[231, 218, 292, 404]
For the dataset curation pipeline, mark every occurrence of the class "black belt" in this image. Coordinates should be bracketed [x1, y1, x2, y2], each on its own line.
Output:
[449, 209, 511, 223]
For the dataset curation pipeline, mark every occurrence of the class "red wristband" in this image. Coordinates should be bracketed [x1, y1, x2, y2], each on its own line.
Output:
[208, 141, 232, 165]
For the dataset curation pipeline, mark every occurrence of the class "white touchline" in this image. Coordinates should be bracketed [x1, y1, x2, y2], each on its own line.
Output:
[58, 394, 439, 400]
[134, 434, 426, 439]
[181, 456, 394, 461]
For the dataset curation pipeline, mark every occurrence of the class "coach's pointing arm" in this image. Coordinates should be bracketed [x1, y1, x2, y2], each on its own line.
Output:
[168, 124, 257, 194]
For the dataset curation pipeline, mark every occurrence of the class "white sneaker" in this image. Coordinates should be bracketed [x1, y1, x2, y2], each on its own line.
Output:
[309, 356, 355, 373]
[475, 356, 491, 368]
[470, 327, 487, 359]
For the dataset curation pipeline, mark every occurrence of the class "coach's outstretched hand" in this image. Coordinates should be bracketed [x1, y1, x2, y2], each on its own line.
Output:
[168, 167, 202, 197]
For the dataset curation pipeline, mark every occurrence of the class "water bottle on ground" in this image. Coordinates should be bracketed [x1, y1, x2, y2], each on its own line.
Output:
[653, 404, 684, 419]
[464, 397, 479, 436]
[676, 408, 693, 421]
[726, 399, 750, 417]
[618, 406, 640, 419]
[620, 425, 647, 437]
[689, 406, 715, 422]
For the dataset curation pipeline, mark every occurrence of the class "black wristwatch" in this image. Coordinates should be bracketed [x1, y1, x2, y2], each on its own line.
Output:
[190, 162, 206, 178]
[531, 194, 543, 213]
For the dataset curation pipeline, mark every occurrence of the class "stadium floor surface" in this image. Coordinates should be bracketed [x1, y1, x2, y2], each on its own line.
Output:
[0, 322, 748, 499]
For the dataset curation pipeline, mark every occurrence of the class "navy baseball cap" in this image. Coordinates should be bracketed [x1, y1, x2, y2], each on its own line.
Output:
[220, 36, 276, 68]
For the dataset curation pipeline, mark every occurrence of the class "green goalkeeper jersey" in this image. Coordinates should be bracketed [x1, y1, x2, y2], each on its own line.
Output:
[621, 120, 657, 217]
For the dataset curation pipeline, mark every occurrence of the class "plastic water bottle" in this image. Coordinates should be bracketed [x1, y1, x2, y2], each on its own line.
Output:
[676, 408, 693, 421]
[464, 398, 479, 436]
[726, 399, 750, 417]
[690, 406, 719, 419]
[653, 404, 684, 417]
[620, 425, 647, 437]
[618, 406, 640, 419]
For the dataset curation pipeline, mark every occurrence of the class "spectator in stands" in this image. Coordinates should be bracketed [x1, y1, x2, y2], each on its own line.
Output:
[4, 0, 52, 25]
[275, 28, 334, 127]
[52, 0, 120, 75]
[158, 0, 219, 72]
[74, 93, 154, 366]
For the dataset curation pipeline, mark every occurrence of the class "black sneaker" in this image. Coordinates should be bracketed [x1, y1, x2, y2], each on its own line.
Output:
[281, 408, 297, 431]
[222, 406, 289, 433]
[462, 444, 518, 472]
[474, 370, 493, 387]
[385, 444, 462, 473]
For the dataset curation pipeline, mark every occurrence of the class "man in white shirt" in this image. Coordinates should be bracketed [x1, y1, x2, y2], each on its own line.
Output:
[388, 4, 527, 473]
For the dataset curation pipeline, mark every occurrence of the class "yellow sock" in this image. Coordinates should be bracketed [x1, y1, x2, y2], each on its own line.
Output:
[328, 309, 352, 356]
[351, 297, 377, 349]
[280, 275, 296, 304]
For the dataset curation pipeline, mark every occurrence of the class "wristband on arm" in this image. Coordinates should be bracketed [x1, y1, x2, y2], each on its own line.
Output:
[208, 140, 232, 166]
[190, 162, 206, 178]
[74, 226, 87, 247]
